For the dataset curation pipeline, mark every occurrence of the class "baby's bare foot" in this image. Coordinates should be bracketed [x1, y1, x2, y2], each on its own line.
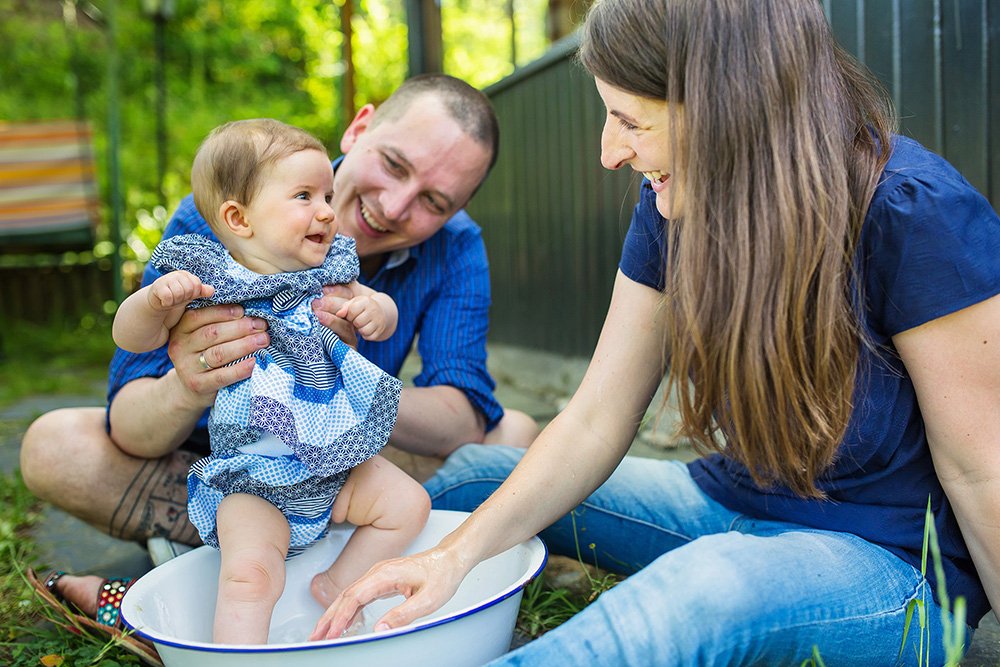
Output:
[50, 574, 105, 617]
[310, 570, 345, 608]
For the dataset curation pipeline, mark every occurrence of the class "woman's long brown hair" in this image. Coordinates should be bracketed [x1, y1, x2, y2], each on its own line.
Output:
[581, 0, 897, 497]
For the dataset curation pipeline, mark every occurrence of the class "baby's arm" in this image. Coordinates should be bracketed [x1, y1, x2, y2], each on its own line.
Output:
[309, 456, 431, 639]
[112, 270, 214, 353]
[334, 281, 398, 342]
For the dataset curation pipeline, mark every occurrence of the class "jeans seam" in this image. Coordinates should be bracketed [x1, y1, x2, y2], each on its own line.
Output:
[771, 570, 927, 635]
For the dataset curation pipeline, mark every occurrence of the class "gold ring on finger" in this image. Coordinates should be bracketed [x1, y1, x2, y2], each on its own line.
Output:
[198, 352, 212, 371]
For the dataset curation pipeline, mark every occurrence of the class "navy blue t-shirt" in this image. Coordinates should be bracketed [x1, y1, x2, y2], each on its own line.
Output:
[619, 136, 1000, 625]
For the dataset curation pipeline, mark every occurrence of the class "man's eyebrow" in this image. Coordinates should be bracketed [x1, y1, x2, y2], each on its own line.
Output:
[385, 147, 455, 210]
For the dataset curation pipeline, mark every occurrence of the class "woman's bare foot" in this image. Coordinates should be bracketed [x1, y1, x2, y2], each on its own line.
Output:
[49, 574, 105, 617]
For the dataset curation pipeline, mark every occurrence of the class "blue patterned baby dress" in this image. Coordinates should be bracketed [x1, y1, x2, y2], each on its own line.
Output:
[150, 234, 401, 556]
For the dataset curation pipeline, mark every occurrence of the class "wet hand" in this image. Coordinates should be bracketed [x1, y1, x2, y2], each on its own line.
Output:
[309, 548, 464, 641]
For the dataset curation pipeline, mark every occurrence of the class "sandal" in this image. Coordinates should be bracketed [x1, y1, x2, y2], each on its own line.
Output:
[26, 567, 163, 667]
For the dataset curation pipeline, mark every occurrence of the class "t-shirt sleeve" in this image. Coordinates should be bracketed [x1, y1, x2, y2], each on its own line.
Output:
[863, 170, 1000, 337]
[619, 182, 667, 291]
[105, 194, 215, 428]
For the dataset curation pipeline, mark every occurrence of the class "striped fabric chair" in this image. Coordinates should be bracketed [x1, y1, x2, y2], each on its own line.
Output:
[0, 120, 100, 254]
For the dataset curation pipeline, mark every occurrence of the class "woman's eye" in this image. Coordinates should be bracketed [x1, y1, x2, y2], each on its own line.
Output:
[618, 118, 639, 132]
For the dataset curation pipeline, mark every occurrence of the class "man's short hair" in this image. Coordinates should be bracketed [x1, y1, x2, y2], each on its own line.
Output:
[371, 74, 500, 176]
[191, 119, 327, 227]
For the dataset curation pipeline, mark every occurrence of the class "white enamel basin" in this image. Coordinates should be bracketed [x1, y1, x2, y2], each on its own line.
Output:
[120, 510, 547, 667]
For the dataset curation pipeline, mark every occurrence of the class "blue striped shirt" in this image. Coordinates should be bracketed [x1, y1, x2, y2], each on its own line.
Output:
[106, 157, 503, 435]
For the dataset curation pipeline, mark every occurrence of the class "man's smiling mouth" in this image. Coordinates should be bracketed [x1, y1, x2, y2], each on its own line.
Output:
[360, 202, 389, 233]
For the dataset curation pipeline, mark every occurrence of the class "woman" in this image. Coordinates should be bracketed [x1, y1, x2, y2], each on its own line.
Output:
[313, 0, 1000, 663]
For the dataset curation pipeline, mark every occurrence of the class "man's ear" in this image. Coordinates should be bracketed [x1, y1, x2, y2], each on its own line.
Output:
[340, 104, 376, 154]
[219, 200, 253, 238]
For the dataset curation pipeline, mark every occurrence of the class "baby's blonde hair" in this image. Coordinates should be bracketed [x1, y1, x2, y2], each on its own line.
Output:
[191, 119, 327, 230]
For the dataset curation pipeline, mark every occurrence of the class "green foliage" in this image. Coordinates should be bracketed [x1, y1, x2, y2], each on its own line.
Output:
[517, 510, 620, 640]
[0, 316, 116, 410]
[1, 619, 144, 667]
[798, 646, 827, 667]
[0, 0, 559, 275]
[443, 0, 549, 89]
[0, 469, 137, 667]
[899, 497, 967, 667]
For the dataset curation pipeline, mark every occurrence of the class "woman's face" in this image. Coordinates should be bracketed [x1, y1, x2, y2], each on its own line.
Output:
[595, 78, 684, 219]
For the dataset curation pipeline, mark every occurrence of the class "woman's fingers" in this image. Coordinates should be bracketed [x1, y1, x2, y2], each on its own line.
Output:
[372, 587, 448, 632]
[310, 552, 460, 641]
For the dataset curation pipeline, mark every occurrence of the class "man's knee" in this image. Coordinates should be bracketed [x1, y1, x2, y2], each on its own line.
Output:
[20, 407, 112, 508]
[482, 409, 540, 448]
[21, 408, 88, 496]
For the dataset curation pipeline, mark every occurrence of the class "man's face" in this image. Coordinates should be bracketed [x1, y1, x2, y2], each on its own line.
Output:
[332, 97, 492, 262]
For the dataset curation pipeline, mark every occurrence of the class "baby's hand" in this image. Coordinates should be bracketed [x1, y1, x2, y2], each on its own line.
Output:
[148, 271, 214, 312]
[336, 296, 390, 342]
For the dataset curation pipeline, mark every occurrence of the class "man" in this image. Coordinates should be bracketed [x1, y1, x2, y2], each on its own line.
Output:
[19, 74, 538, 625]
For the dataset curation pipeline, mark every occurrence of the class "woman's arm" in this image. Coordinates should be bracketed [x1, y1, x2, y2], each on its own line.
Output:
[312, 270, 668, 638]
[894, 292, 1000, 621]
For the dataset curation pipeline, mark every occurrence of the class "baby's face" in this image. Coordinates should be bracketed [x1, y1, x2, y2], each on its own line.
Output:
[236, 149, 337, 274]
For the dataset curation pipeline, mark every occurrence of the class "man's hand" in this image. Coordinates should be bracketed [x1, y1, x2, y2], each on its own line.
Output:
[312, 284, 359, 348]
[167, 303, 270, 403]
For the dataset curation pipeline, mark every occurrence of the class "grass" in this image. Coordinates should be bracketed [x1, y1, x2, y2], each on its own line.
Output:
[0, 315, 143, 665]
[0, 468, 144, 666]
[0, 314, 116, 411]
[516, 511, 621, 640]
[516, 556, 620, 640]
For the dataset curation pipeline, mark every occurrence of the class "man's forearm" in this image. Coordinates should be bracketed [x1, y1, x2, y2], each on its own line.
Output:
[107, 372, 211, 458]
[388, 385, 486, 458]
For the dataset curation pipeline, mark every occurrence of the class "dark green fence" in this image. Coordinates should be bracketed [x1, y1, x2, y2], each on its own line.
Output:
[472, 36, 636, 358]
[473, 3, 1000, 357]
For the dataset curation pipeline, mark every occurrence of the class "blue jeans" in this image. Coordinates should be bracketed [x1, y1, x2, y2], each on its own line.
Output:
[424, 445, 968, 666]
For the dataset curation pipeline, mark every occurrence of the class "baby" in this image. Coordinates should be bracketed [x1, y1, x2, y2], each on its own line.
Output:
[112, 119, 430, 644]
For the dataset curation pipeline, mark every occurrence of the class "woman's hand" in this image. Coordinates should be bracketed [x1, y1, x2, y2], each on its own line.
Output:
[167, 303, 269, 405]
[312, 284, 359, 349]
[309, 546, 467, 641]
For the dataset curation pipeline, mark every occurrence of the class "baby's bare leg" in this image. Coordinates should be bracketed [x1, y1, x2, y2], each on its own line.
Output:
[310, 455, 431, 607]
[214, 494, 290, 644]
